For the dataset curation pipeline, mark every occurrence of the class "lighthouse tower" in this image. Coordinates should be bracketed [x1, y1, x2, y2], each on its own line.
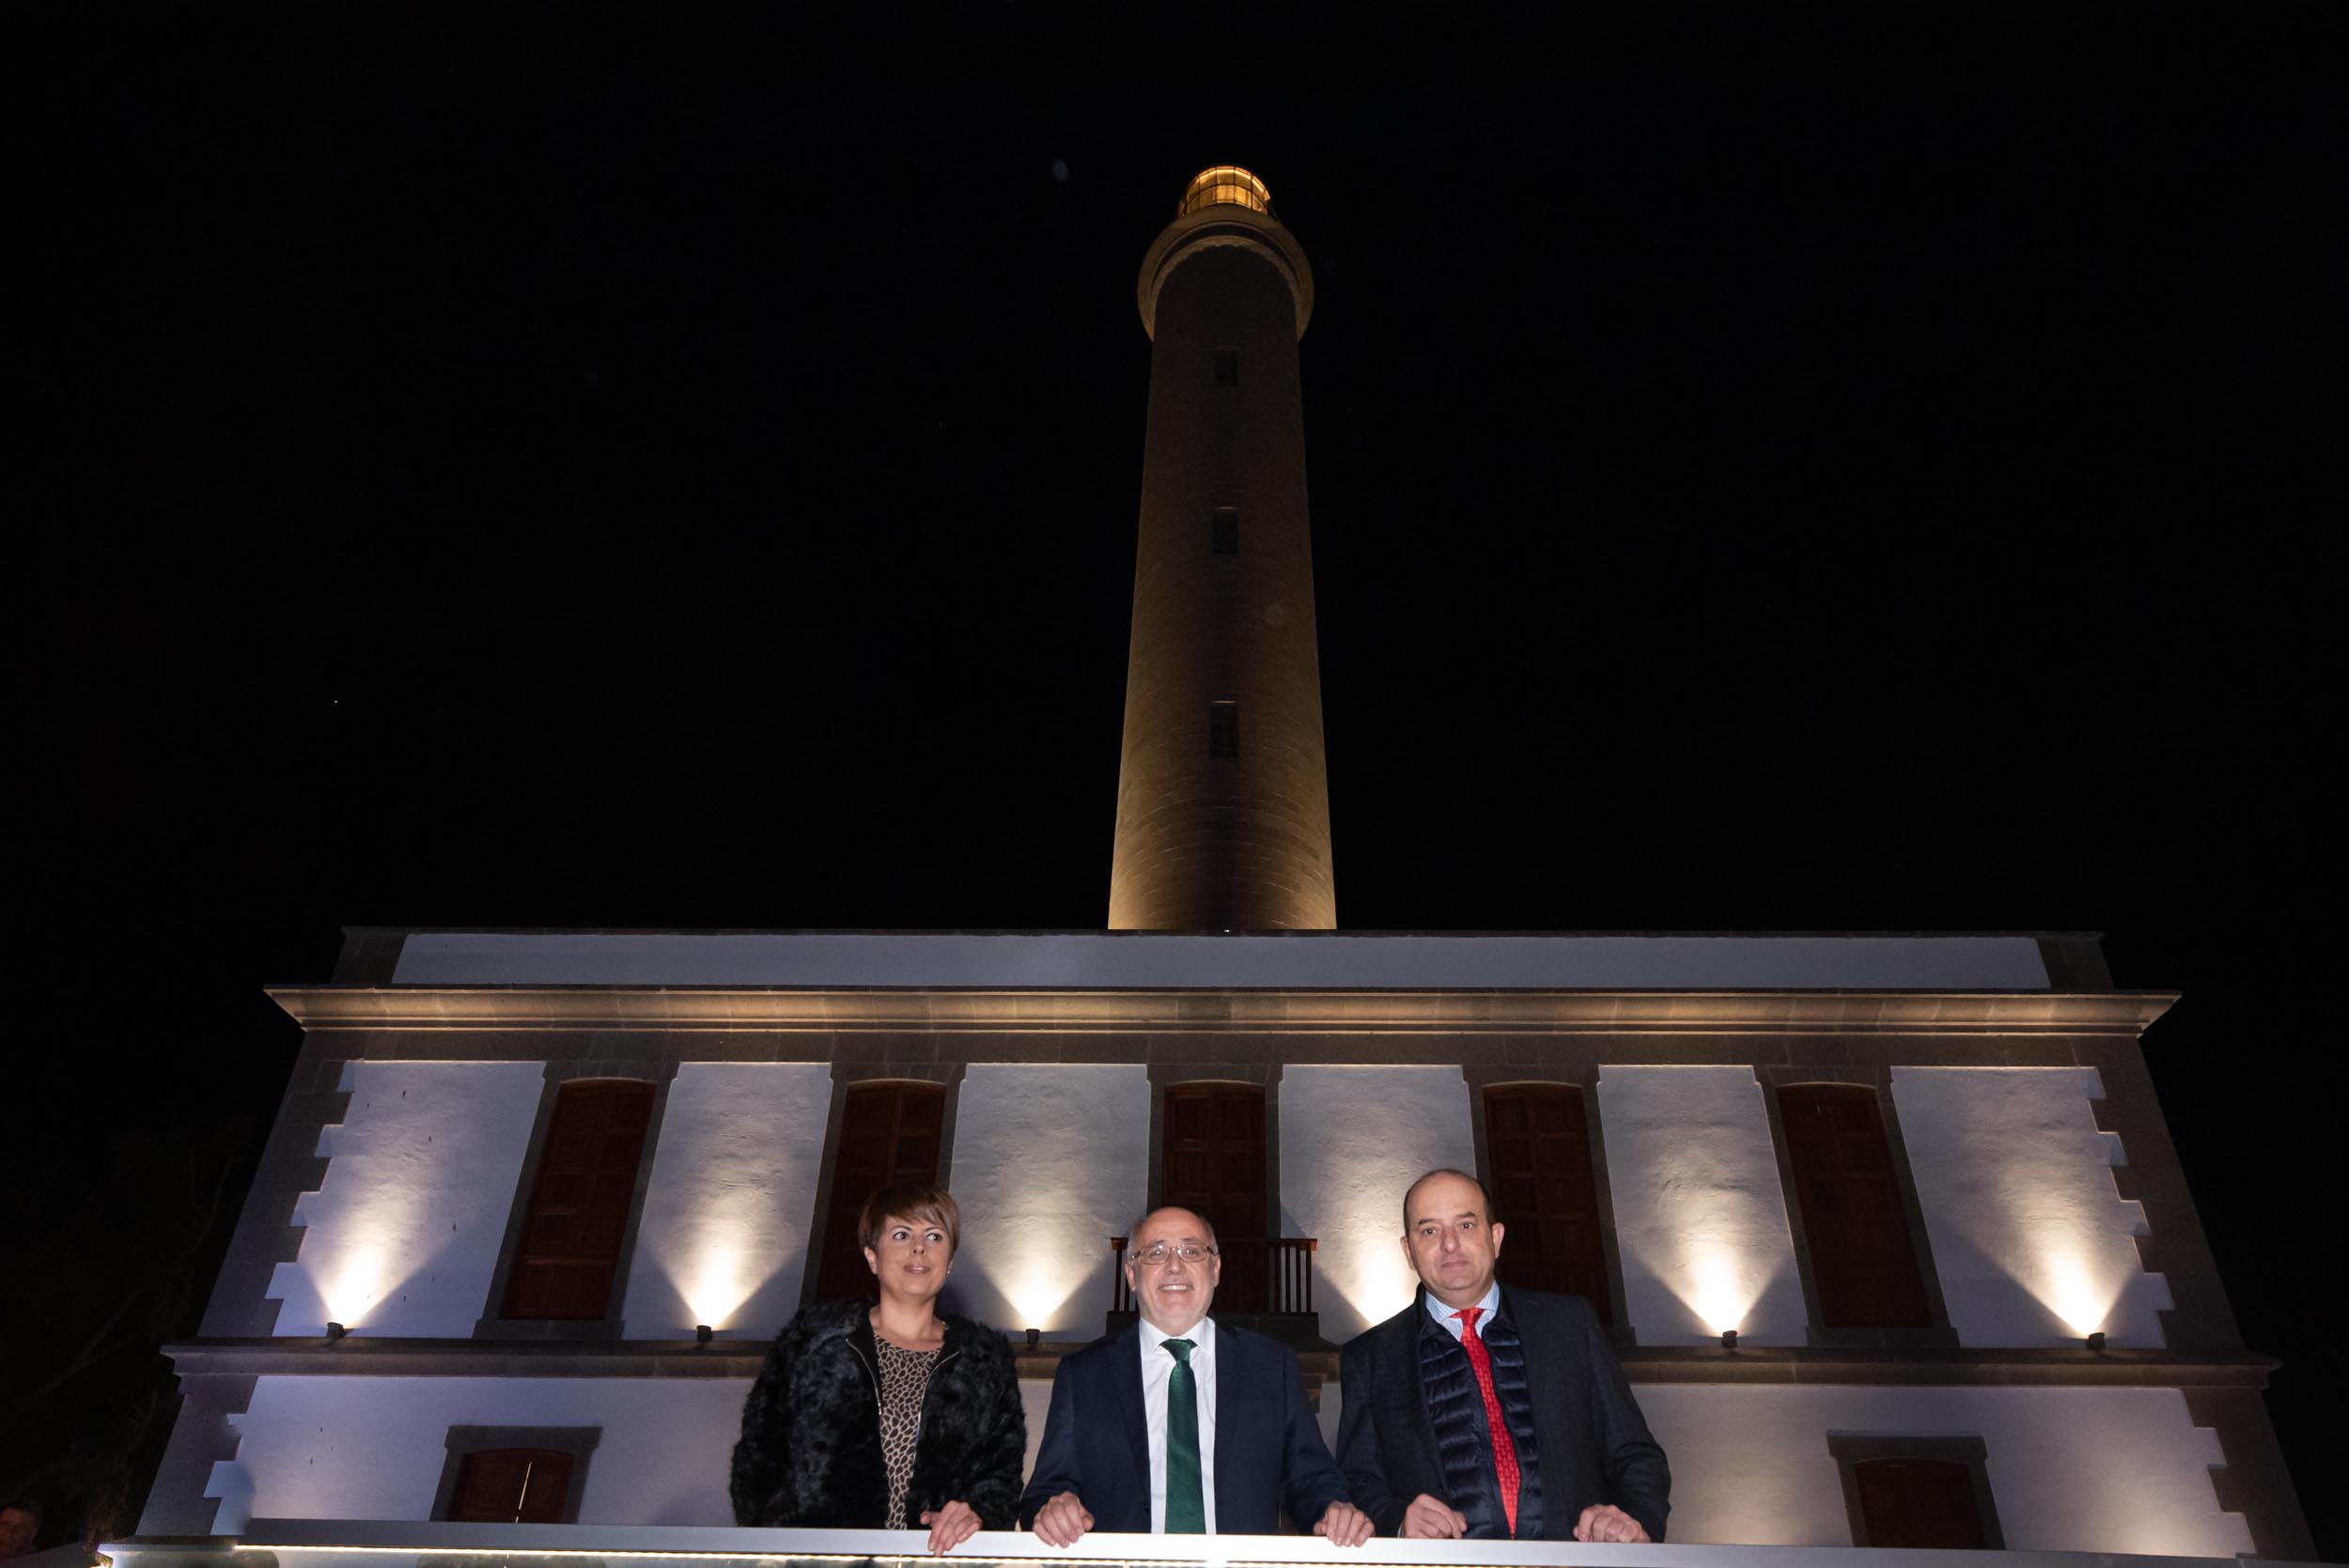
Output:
[1108, 166, 1336, 931]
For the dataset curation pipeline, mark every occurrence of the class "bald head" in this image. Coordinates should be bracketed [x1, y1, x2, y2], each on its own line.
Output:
[1125, 1205, 1221, 1335]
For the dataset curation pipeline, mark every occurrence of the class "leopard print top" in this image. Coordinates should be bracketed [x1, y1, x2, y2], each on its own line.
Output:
[875, 1337, 941, 1529]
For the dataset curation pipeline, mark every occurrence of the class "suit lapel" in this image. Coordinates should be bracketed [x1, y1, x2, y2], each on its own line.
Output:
[1211, 1321, 1243, 1514]
[1503, 1296, 1560, 1493]
[1111, 1325, 1151, 1502]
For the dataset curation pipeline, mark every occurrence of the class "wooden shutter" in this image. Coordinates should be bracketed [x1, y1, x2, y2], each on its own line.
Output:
[815, 1081, 945, 1300]
[448, 1448, 575, 1523]
[1854, 1458, 1987, 1548]
[1779, 1083, 1932, 1328]
[502, 1080, 655, 1321]
[1484, 1083, 1611, 1323]
[1160, 1082, 1268, 1311]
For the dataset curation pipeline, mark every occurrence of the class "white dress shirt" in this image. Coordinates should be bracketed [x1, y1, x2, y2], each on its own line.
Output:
[1424, 1280, 1503, 1340]
[1137, 1314, 1219, 1533]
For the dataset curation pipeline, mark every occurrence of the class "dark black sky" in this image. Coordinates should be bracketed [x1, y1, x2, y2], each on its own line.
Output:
[19, 5, 2346, 1556]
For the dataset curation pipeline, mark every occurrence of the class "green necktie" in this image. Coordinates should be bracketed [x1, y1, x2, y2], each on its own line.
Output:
[1163, 1338, 1206, 1533]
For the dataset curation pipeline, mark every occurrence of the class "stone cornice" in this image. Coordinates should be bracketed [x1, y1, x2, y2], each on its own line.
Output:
[163, 1336, 2271, 1388]
[266, 986, 2178, 1036]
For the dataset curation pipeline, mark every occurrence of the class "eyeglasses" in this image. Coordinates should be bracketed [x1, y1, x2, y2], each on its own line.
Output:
[1131, 1243, 1219, 1266]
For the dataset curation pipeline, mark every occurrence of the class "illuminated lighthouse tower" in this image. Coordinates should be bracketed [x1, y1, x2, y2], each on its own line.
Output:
[1109, 166, 1335, 930]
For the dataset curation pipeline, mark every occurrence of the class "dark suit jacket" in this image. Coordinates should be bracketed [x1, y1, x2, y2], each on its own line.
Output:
[1335, 1287, 1670, 1542]
[1019, 1319, 1350, 1534]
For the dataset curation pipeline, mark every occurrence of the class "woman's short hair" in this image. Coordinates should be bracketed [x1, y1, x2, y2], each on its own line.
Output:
[859, 1181, 961, 1255]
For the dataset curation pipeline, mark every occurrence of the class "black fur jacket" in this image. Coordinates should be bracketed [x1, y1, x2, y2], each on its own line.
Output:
[729, 1299, 1027, 1529]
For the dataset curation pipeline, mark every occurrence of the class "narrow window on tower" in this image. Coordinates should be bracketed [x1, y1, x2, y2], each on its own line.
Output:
[1214, 347, 1239, 386]
[1211, 506, 1239, 554]
[1208, 700, 1238, 758]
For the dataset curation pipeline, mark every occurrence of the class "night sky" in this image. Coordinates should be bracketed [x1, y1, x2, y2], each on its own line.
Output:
[19, 6, 2345, 1557]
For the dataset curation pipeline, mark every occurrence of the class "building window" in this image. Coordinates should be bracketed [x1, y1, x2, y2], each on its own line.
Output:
[1212, 506, 1239, 554]
[1827, 1436, 2002, 1549]
[1215, 347, 1238, 386]
[1778, 1083, 1932, 1328]
[450, 1450, 572, 1523]
[433, 1427, 600, 1524]
[814, 1080, 945, 1300]
[1208, 700, 1238, 758]
[500, 1080, 655, 1321]
[1483, 1083, 1611, 1323]
[1160, 1082, 1268, 1311]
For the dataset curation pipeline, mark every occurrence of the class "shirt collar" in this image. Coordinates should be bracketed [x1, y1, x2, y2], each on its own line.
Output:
[1422, 1280, 1502, 1331]
[1139, 1313, 1216, 1356]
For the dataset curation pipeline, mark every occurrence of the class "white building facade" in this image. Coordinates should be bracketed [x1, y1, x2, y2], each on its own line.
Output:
[137, 926, 2308, 1560]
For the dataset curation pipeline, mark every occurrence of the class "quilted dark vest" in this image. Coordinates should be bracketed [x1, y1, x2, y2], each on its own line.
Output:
[1415, 1304, 1546, 1539]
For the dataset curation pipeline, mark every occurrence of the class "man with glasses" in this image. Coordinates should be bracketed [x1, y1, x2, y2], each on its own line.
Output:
[1336, 1169, 1669, 1544]
[1022, 1205, 1372, 1546]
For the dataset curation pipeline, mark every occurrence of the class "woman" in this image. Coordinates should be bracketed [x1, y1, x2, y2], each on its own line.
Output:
[730, 1181, 1026, 1552]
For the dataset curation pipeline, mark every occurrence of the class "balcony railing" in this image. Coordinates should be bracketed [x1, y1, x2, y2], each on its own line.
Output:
[1111, 1234, 1316, 1316]
[88, 1518, 2263, 1568]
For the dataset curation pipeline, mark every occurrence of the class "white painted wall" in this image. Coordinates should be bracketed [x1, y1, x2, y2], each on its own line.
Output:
[1279, 1066, 1476, 1340]
[947, 1065, 1150, 1335]
[1598, 1067, 1808, 1345]
[205, 1376, 748, 1530]
[1637, 1383, 2251, 1557]
[621, 1063, 834, 1340]
[1893, 1067, 2170, 1347]
[268, 1062, 546, 1337]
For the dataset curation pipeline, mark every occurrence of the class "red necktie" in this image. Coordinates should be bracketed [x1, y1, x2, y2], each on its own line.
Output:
[1454, 1306, 1520, 1535]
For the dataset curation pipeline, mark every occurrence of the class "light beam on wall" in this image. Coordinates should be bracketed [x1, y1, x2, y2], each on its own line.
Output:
[675, 1197, 781, 1331]
[307, 1183, 428, 1331]
[320, 1241, 392, 1330]
[1315, 1234, 1422, 1332]
[686, 1242, 755, 1332]
[1679, 1241, 1761, 1335]
[1003, 1268, 1082, 1333]
[2040, 1250, 2116, 1338]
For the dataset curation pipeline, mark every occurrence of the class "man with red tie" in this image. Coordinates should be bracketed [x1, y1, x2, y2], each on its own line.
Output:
[1335, 1170, 1670, 1544]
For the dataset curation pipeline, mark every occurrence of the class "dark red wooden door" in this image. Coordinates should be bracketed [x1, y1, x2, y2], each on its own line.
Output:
[815, 1081, 945, 1300]
[1779, 1084, 1931, 1328]
[502, 1080, 654, 1320]
[448, 1448, 574, 1523]
[1855, 1459, 1987, 1548]
[1159, 1082, 1268, 1311]
[1484, 1083, 1611, 1322]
